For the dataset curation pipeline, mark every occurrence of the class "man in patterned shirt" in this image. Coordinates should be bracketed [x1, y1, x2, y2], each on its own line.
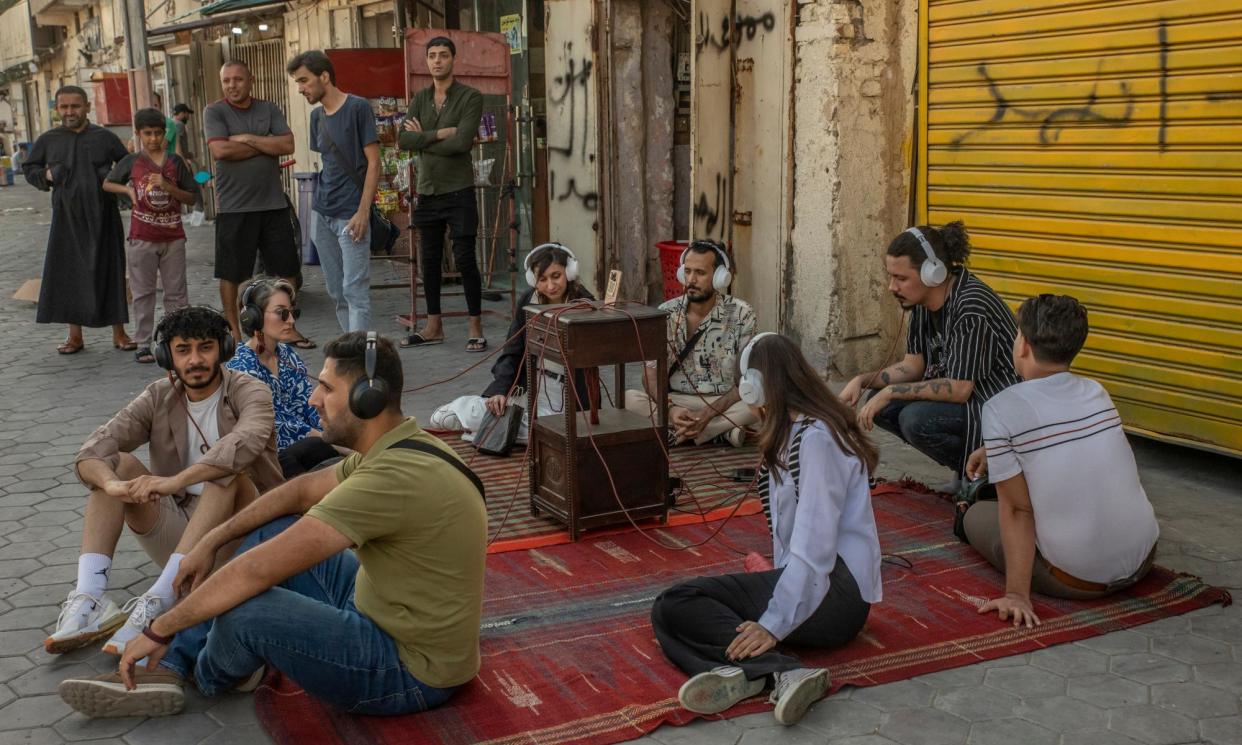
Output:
[626, 241, 757, 446]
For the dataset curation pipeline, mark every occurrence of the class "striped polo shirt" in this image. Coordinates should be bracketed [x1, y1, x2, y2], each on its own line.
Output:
[907, 268, 1021, 475]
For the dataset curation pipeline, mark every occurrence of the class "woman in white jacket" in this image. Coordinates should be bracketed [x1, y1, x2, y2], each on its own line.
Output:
[651, 333, 883, 726]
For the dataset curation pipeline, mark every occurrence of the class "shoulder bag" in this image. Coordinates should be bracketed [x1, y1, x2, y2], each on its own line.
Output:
[319, 117, 401, 256]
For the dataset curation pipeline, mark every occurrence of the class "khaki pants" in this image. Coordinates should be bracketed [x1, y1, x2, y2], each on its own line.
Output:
[624, 389, 757, 446]
[127, 238, 189, 347]
[963, 501, 1155, 601]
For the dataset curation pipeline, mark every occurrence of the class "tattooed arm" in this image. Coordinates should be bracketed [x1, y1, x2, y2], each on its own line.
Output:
[840, 354, 925, 407]
[887, 377, 975, 404]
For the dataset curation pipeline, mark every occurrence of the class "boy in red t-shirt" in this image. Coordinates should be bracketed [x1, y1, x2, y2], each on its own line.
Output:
[105, 108, 200, 363]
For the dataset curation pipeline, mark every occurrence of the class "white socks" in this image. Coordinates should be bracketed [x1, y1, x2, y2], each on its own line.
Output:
[76, 554, 112, 599]
[148, 553, 185, 602]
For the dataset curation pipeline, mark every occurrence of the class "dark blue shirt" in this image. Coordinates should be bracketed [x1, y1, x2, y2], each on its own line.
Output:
[225, 343, 321, 450]
[310, 94, 378, 220]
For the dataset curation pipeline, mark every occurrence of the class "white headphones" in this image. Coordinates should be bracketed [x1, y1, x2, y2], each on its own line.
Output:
[525, 242, 580, 287]
[738, 331, 778, 407]
[676, 241, 733, 292]
[905, 227, 947, 287]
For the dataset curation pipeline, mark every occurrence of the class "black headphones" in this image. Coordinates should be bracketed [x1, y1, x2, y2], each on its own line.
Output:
[153, 307, 236, 371]
[348, 331, 389, 419]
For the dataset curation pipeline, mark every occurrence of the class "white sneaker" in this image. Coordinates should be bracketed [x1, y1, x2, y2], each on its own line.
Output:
[770, 667, 830, 725]
[234, 665, 267, 693]
[726, 427, 747, 448]
[44, 591, 127, 655]
[430, 403, 464, 431]
[677, 665, 765, 714]
[101, 593, 171, 656]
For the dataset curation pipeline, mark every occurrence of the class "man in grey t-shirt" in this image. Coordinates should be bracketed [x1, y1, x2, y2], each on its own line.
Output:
[288, 50, 380, 333]
[204, 61, 300, 342]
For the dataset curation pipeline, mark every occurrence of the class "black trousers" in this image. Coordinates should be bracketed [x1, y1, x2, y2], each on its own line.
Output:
[413, 187, 480, 317]
[651, 560, 870, 679]
[871, 399, 968, 475]
[278, 437, 342, 479]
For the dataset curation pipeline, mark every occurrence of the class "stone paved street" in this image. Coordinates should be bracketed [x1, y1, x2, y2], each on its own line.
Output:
[0, 183, 1239, 745]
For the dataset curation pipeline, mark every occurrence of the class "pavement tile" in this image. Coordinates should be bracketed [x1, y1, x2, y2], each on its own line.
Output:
[0, 608, 54, 633]
[0, 657, 35, 684]
[1150, 680, 1240, 719]
[964, 718, 1057, 745]
[1109, 652, 1193, 685]
[1027, 644, 1109, 677]
[736, 725, 830, 744]
[120, 712, 219, 745]
[0, 560, 41, 580]
[0, 728, 64, 745]
[1195, 662, 1242, 695]
[0, 544, 57, 562]
[1151, 634, 1233, 665]
[9, 664, 96, 697]
[1059, 731, 1147, 745]
[0, 695, 73, 731]
[1132, 615, 1192, 637]
[1012, 695, 1106, 733]
[1201, 715, 1242, 745]
[981, 667, 1066, 699]
[203, 695, 261, 728]
[0, 631, 45, 657]
[51, 714, 143, 742]
[1107, 704, 1199, 745]
[797, 697, 883, 739]
[852, 680, 936, 711]
[1192, 613, 1242, 645]
[1066, 673, 1150, 709]
[878, 708, 969, 745]
[932, 686, 1019, 721]
[914, 665, 986, 690]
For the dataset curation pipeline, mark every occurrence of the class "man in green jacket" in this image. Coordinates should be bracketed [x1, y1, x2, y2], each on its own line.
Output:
[399, 36, 486, 353]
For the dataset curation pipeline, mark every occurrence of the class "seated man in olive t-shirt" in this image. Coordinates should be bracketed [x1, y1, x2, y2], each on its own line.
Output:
[58, 332, 487, 719]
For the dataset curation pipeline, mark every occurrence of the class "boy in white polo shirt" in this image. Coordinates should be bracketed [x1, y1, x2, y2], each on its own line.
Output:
[963, 294, 1159, 628]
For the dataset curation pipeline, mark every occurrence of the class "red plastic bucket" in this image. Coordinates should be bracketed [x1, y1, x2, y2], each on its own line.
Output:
[657, 240, 688, 302]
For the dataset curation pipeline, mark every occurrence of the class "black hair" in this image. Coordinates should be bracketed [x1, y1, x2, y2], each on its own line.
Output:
[426, 36, 456, 56]
[1016, 294, 1089, 366]
[133, 108, 166, 131]
[286, 50, 336, 85]
[54, 85, 88, 103]
[155, 306, 230, 347]
[324, 332, 404, 411]
[887, 220, 971, 271]
[686, 239, 726, 269]
[530, 246, 587, 302]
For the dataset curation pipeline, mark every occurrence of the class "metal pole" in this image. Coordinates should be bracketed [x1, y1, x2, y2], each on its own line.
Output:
[123, 0, 154, 113]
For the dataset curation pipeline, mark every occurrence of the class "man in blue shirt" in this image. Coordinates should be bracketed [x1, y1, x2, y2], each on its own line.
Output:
[287, 50, 380, 333]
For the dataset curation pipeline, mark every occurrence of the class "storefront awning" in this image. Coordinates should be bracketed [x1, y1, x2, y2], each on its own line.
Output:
[148, 0, 286, 36]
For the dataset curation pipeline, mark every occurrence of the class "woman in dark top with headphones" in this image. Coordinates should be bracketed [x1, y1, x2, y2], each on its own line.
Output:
[651, 333, 882, 727]
[429, 243, 594, 441]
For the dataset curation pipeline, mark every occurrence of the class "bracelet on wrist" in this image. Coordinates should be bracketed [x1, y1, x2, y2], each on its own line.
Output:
[142, 624, 175, 646]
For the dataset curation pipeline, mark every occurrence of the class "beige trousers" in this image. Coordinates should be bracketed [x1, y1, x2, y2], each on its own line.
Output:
[624, 389, 758, 445]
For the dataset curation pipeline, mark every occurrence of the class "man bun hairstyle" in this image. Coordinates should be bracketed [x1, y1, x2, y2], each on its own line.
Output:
[134, 107, 166, 131]
[887, 220, 972, 271]
[286, 49, 336, 85]
[324, 332, 404, 412]
[426, 36, 456, 56]
[1017, 294, 1090, 366]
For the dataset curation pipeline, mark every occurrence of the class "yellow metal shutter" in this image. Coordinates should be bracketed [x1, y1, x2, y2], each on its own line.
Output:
[918, 0, 1242, 457]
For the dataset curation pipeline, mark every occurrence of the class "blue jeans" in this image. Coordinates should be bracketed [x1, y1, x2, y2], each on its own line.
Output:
[871, 399, 967, 474]
[312, 211, 371, 332]
[160, 516, 459, 716]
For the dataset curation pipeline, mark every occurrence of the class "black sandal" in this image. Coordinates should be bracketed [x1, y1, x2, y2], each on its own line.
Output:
[400, 333, 445, 348]
[135, 347, 156, 364]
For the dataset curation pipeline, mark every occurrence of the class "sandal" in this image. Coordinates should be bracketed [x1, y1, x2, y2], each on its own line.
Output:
[135, 347, 156, 364]
[113, 339, 138, 351]
[290, 336, 317, 350]
[400, 333, 445, 348]
[466, 337, 488, 353]
[57, 339, 85, 355]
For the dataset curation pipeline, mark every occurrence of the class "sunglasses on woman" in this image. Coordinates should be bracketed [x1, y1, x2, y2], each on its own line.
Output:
[268, 307, 302, 322]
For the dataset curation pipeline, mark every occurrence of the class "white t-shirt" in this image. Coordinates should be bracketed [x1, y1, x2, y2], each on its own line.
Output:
[183, 387, 223, 496]
[982, 372, 1159, 584]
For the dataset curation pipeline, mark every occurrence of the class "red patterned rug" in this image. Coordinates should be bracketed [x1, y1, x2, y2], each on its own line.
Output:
[434, 435, 765, 554]
[255, 481, 1229, 745]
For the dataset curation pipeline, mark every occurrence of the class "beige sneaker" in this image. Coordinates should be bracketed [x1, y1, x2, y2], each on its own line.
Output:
[59, 668, 185, 718]
[770, 667, 830, 725]
[677, 665, 765, 714]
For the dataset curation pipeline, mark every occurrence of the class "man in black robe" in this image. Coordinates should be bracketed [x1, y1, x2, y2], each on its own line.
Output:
[23, 86, 134, 354]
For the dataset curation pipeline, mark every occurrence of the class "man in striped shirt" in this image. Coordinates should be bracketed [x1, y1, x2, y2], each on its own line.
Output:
[961, 295, 1158, 627]
[842, 222, 1021, 490]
